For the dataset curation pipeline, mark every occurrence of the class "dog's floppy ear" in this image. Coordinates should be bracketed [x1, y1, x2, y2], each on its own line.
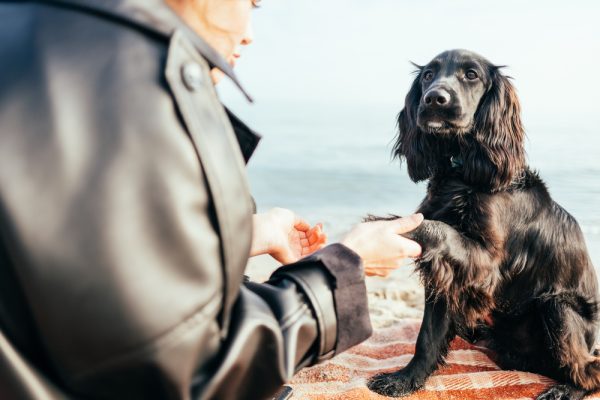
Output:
[393, 66, 439, 182]
[464, 67, 525, 191]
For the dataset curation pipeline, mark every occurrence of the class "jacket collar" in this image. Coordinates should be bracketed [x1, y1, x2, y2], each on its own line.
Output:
[224, 107, 261, 163]
[30, 0, 253, 102]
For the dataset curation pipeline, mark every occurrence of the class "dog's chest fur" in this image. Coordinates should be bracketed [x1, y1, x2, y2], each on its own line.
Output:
[416, 174, 504, 328]
[422, 175, 488, 236]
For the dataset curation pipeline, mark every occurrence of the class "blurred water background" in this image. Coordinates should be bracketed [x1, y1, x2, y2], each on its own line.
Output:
[219, 0, 600, 268]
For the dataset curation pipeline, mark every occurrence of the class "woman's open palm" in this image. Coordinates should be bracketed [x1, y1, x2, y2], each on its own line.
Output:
[269, 208, 327, 264]
[251, 208, 327, 264]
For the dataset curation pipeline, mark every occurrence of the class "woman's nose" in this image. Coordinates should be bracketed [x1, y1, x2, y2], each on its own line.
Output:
[241, 22, 254, 46]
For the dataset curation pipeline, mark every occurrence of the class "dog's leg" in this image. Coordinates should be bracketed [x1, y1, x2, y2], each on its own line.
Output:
[405, 219, 501, 327]
[535, 295, 600, 400]
[404, 220, 501, 293]
[368, 291, 454, 397]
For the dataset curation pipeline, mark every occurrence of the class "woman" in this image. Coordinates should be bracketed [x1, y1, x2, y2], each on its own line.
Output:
[0, 0, 422, 399]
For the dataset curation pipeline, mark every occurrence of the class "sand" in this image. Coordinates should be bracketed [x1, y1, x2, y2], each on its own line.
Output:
[245, 254, 600, 399]
[245, 254, 425, 328]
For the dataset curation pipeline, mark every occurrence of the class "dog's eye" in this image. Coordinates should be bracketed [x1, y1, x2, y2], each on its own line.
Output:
[466, 70, 479, 80]
[423, 71, 434, 81]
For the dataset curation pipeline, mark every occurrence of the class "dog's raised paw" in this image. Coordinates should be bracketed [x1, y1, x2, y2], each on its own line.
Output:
[367, 371, 423, 397]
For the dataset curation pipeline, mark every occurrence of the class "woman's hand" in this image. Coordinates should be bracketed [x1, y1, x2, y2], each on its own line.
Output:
[341, 214, 424, 277]
[251, 208, 327, 264]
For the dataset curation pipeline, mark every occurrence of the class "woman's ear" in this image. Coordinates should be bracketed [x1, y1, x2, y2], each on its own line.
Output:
[393, 68, 440, 182]
[464, 68, 526, 191]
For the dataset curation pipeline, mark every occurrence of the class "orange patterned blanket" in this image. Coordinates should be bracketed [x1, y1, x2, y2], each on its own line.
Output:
[290, 319, 600, 400]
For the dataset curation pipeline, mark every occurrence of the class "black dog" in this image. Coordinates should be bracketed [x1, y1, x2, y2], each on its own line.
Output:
[367, 49, 600, 400]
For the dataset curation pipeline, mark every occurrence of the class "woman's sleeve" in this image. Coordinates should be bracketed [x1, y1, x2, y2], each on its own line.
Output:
[0, 9, 373, 399]
[199, 244, 372, 400]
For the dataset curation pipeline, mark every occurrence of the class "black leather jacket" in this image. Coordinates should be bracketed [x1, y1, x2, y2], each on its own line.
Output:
[0, 1, 372, 399]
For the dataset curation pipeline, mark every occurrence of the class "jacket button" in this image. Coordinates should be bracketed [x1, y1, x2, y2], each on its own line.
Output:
[181, 61, 204, 91]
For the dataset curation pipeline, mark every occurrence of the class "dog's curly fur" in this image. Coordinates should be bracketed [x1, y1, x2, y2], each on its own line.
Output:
[367, 50, 600, 400]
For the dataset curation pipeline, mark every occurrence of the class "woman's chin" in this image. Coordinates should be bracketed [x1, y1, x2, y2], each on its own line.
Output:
[210, 68, 225, 85]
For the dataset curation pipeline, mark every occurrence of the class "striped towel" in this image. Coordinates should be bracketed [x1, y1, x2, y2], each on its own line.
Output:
[290, 319, 600, 400]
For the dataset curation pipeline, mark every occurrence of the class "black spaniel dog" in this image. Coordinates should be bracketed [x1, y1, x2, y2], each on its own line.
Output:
[367, 49, 600, 400]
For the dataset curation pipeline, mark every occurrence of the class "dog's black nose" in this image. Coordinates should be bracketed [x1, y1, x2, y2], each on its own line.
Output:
[424, 88, 451, 108]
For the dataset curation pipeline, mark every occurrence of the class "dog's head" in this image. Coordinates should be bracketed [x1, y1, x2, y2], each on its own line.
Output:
[394, 49, 525, 191]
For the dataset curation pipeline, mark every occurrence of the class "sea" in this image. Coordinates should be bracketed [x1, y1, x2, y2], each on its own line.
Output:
[227, 100, 600, 270]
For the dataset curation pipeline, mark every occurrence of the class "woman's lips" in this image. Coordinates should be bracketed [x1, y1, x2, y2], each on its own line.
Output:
[230, 53, 241, 67]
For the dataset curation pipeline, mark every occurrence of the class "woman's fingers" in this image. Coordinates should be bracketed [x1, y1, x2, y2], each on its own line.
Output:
[392, 213, 424, 234]
[364, 264, 396, 277]
[302, 233, 327, 255]
[364, 258, 405, 277]
[364, 268, 388, 277]
[295, 222, 327, 256]
[294, 218, 311, 232]
[299, 223, 325, 246]
[394, 236, 422, 258]
[338, 216, 424, 276]
[311, 234, 327, 250]
[307, 224, 323, 244]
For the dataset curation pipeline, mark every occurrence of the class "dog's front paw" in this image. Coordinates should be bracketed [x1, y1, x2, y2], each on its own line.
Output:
[404, 220, 447, 255]
[367, 370, 424, 397]
[536, 384, 586, 400]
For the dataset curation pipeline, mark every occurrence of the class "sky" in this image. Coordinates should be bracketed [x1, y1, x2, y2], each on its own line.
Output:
[219, 0, 600, 127]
